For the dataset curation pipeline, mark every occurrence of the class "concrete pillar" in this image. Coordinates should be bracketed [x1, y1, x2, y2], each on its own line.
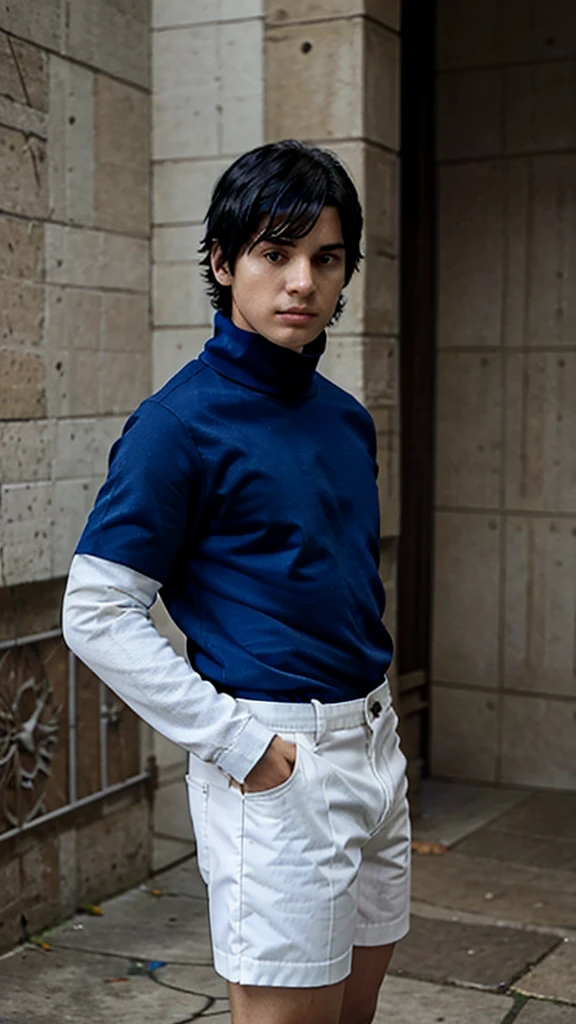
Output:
[264, 0, 402, 684]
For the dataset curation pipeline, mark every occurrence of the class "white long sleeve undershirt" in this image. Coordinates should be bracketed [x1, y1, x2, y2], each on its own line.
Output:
[62, 553, 276, 782]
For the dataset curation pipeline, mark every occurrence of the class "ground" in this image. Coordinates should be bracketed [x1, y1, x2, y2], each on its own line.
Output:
[1, 780, 575, 1023]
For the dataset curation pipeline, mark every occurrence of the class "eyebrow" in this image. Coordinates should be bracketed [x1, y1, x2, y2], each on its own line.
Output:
[259, 239, 346, 252]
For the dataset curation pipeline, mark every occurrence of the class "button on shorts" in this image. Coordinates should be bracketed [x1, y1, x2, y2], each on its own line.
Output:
[185, 680, 411, 988]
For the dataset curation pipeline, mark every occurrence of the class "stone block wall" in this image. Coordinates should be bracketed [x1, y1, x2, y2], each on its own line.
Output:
[432, 0, 576, 789]
[0, 0, 151, 588]
[0, 780, 152, 951]
[152, 0, 265, 391]
[0, 0, 153, 953]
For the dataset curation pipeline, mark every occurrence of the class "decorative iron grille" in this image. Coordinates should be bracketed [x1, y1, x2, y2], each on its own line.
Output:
[0, 628, 149, 843]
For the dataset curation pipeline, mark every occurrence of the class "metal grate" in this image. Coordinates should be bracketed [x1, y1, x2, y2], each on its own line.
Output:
[0, 629, 148, 844]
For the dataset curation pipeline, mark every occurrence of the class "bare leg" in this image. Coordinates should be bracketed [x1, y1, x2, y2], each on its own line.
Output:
[338, 944, 396, 1024]
[228, 978, 346, 1024]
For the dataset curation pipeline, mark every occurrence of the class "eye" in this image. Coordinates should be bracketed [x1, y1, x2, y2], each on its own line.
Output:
[264, 250, 285, 264]
[316, 253, 340, 266]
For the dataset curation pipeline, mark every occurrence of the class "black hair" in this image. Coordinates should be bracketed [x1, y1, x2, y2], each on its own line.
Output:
[199, 140, 363, 322]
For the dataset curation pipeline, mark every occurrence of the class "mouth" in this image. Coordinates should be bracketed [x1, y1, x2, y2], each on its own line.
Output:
[276, 309, 318, 325]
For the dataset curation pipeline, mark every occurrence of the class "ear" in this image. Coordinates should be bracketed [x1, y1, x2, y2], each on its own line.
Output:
[211, 244, 233, 287]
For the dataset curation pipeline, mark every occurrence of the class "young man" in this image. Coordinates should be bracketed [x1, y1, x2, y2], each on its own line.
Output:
[63, 140, 410, 1024]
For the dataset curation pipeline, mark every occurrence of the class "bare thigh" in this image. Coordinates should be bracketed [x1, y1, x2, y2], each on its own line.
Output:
[228, 978, 346, 1024]
[338, 944, 396, 1024]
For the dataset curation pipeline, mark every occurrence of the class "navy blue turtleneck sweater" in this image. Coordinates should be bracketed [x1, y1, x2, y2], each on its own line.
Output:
[76, 313, 393, 702]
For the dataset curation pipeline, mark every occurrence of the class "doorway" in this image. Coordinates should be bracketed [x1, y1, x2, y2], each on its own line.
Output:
[396, 0, 437, 810]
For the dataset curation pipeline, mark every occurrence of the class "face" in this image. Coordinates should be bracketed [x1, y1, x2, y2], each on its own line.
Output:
[211, 205, 347, 350]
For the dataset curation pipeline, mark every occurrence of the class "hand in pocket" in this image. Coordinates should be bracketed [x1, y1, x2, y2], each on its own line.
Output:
[241, 735, 296, 793]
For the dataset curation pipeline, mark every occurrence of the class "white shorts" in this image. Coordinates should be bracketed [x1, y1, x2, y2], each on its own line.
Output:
[185, 680, 411, 988]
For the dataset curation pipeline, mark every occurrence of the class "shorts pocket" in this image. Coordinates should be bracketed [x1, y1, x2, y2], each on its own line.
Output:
[185, 774, 210, 884]
[243, 740, 301, 803]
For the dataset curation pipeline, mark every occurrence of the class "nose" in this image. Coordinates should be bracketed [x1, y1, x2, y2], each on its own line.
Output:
[286, 257, 315, 296]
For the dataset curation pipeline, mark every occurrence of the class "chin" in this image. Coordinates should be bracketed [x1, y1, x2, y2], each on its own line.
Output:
[277, 321, 324, 346]
[277, 332, 316, 351]
[266, 334, 303, 351]
[255, 322, 303, 348]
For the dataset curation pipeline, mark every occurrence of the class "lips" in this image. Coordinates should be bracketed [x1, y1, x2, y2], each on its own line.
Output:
[276, 309, 317, 318]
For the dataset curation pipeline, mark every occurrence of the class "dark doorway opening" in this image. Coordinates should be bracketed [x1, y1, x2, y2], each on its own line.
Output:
[396, 0, 437, 810]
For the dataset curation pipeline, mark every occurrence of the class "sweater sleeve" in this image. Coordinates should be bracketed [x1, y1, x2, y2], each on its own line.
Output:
[62, 553, 276, 782]
[75, 398, 204, 583]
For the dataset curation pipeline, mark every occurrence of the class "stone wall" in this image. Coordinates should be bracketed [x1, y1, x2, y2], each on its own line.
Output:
[0, 0, 153, 953]
[432, 0, 576, 789]
[152, 0, 265, 389]
[0, 0, 151, 586]
[0, 779, 152, 951]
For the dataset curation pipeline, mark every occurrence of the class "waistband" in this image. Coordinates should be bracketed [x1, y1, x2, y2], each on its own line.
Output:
[236, 679, 391, 738]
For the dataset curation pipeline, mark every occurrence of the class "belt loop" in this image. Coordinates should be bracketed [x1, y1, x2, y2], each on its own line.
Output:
[363, 692, 373, 730]
[311, 699, 326, 744]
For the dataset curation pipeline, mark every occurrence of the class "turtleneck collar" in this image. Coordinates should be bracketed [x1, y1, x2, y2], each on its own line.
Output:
[199, 312, 326, 403]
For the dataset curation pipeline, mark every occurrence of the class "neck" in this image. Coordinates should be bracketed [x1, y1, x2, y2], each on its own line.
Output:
[199, 312, 326, 403]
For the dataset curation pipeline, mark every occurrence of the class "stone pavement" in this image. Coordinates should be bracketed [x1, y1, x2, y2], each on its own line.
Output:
[1, 781, 576, 1023]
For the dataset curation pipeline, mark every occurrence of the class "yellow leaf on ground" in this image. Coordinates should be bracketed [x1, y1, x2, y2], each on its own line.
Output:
[80, 903, 104, 916]
[411, 840, 449, 855]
